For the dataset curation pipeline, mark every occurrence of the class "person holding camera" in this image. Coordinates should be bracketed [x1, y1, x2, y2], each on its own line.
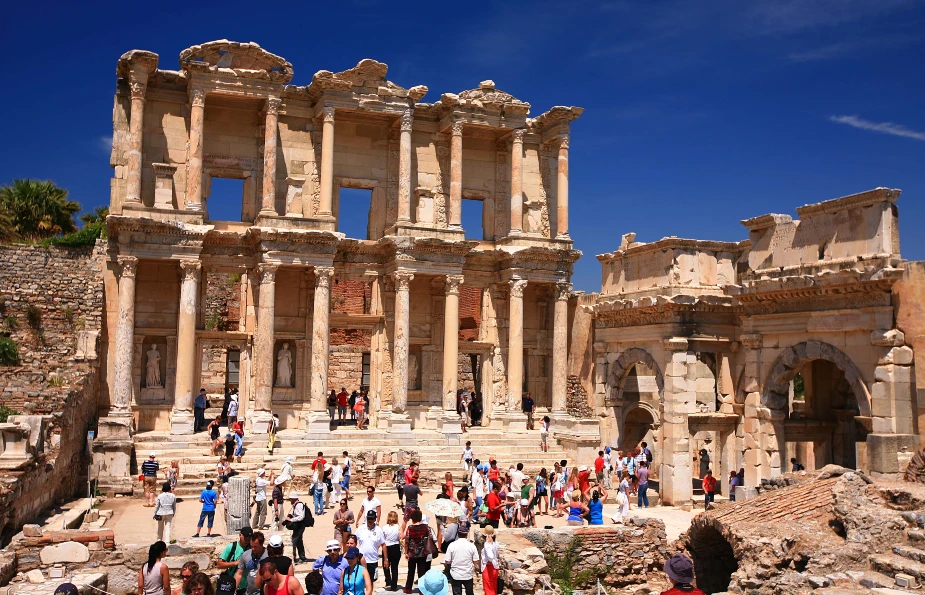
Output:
[284, 492, 312, 563]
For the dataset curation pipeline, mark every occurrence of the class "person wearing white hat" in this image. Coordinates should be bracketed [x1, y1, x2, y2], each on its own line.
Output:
[261, 533, 294, 578]
[284, 492, 311, 563]
[142, 452, 160, 507]
[512, 499, 536, 528]
[313, 540, 348, 595]
[252, 468, 274, 530]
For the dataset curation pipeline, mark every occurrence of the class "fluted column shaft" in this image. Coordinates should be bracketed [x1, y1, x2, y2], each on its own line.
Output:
[398, 111, 413, 222]
[319, 107, 335, 217]
[556, 136, 569, 238]
[254, 264, 277, 413]
[125, 80, 147, 205]
[186, 88, 206, 211]
[113, 257, 139, 413]
[449, 122, 463, 228]
[392, 271, 414, 413]
[260, 97, 281, 216]
[442, 276, 464, 410]
[310, 267, 334, 410]
[552, 283, 571, 411]
[174, 260, 202, 416]
[507, 279, 527, 409]
[509, 129, 525, 234]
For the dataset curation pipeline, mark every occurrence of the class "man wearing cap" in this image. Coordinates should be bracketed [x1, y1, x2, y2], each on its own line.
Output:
[285, 492, 310, 563]
[218, 527, 253, 589]
[314, 540, 349, 595]
[355, 510, 387, 584]
[501, 493, 517, 528]
[261, 534, 295, 578]
[661, 553, 705, 595]
[235, 531, 268, 595]
[142, 452, 160, 507]
[444, 522, 478, 595]
[252, 468, 274, 530]
[512, 499, 536, 528]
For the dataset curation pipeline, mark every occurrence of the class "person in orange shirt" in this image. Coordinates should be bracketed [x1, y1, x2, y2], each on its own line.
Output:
[702, 470, 716, 508]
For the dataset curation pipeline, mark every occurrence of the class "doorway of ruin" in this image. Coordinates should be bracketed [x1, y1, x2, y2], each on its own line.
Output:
[459, 345, 492, 426]
[688, 522, 737, 594]
[620, 405, 657, 452]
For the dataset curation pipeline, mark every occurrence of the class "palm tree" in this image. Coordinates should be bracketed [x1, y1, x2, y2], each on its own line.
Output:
[79, 206, 109, 226]
[0, 179, 81, 240]
[0, 207, 18, 242]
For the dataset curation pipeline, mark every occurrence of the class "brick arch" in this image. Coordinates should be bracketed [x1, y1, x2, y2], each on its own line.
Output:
[608, 347, 665, 403]
[761, 340, 871, 417]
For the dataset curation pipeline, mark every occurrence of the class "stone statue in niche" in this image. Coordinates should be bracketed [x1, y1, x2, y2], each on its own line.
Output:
[407, 354, 419, 390]
[276, 343, 293, 388]
[145, 345, 162, 388]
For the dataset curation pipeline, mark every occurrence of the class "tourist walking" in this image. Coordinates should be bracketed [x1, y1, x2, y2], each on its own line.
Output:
[330, 459, 344, 505]
[459, 441, 474, 481]
[539, 416, 550, 452]
[286, 492, 312, 563]
[611, 471, 631, 522]
[472, 466, 488, 521]
[234, 531, 268, 595]
[217, 457, 231, 485]
[142, 452, 160, 507]
[660, 553, 706, 595]
[484, 481, 503, 529]
[566, 490, 588, 526]
[227, 393, 239, 427]
[194, 389, 207, 432]
[603, 446, 613, 489]
[334, 498, 355, 549]
[314, 540, 349, 595]
[703, 469, 716, 508]
[257, 560, 303, 595]
[728, 470, 739, 501]
[137, 541, 170, 595]
[253, 468, 273, 529]
[444, 523, 479, 595]
[342, 547, 373, 595]
[534, 469, 549, 515]
[594, 451, 606, 487]
[382, 511, 402, 591]
[217, 527, 252, 590]
[403, 509, 435, 593]
[312, 465, 328, 516]
[394, 463, 406, 509]
[328, 390, 338, 425]
[233, 420, 245, 462]
[521, 392, 535, 430]
[209, 417, 223, 455]
[356, 485, 382, 526]
[637, 462, 650, 507]
[355, 510, 387, 583]
[480, 526, 500, 595]
[194, 480, 218, 537]
[400, 475, 422, 535]
[267, 414, 279, 454]
[342, 451, 353, 501]
[354, 395, 367, 430]
[337, 388, 349, 424]
[154, 482, 176, 543]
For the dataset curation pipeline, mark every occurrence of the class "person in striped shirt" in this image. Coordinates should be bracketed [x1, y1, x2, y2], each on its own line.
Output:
[142, 452, 160, 507]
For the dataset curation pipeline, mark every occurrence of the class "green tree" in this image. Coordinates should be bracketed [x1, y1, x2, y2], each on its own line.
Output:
[0, 179, 80, 240]
[79, 206, 109, 226]
[0, 206, 18, 242]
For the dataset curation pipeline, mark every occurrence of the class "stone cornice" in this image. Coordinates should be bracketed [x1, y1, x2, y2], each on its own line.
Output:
[795, 187, 900, 219]
[727, 266, 904, 301]
[107, 215, 212, 241]
[597, 237, 745, 263]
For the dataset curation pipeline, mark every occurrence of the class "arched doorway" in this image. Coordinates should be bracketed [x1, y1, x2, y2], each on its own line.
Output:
[620, 405, 657, 452]
[763, 341, 870, 470]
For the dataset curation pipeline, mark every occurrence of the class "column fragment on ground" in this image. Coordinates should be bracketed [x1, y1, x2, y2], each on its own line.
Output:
[442, 275, 464, 418]
[112, 256, 138, 414]
[509, 129, 525, 234]
[551, 282, 571, 412]
[661, 338, 695, 506]
[260, 97, 281, 216]
[171, 260, 201, 434]
[226, 476, 251, 534]
[253, 264, 277, 431]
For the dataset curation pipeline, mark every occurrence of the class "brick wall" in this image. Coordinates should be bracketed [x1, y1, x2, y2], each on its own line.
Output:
[331, 280, 371, 315]
[328, 328, 371, 391]
[204, 271, 241, 332]
[458, 285, 481, 340]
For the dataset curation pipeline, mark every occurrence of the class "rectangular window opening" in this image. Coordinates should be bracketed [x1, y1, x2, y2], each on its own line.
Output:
[207, 177, 246, 222]
[337, 187, 372, 240]
[461, 198, 485, 240]
[361, 353, 371, 390]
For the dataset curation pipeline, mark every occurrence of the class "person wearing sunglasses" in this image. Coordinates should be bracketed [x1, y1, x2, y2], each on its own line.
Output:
[313, 540, 349, 595]
[172, 561, 199, 595]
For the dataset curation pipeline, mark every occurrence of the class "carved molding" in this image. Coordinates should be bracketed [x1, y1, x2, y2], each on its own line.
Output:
[322, 106, 336, 123]
[740, 334, 762, 350]
[509, 278, 528, 298]
[393, 270, 415, 290]
[118, 256, 138, 279]
[445, 275, 464, 296]
[190, 87, 207, 107]
[266, 97, 282, 116]
[257, 263, 278, 285]
[314, 266, 335, 289]
[512, 129, 526, 144]
[451, 121, 464, 137]
[129, 81, 147, 100]
[400, 110, 414, 132]
[179, 260, 202, 282]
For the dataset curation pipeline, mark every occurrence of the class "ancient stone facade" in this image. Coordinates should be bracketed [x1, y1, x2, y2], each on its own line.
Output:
[584, 188, 920, 505]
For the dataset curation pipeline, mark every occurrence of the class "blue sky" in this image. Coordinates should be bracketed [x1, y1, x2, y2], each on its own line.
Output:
[2, 0, 924, 292]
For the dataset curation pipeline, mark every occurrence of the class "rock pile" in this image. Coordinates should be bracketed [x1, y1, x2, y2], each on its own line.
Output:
[565, 375, 593, 418]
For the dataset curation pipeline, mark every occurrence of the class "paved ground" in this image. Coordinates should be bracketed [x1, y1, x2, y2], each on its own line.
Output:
[102, 487, 694, 583]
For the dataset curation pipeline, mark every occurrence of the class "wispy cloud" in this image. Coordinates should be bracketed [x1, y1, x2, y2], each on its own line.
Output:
[830, 115, 925, 142]
[97, 135, 112, 154]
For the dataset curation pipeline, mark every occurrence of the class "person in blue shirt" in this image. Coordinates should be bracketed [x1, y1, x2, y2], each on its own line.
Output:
[194, 480, 218, 537]
[313, 540, 349, 595]
[587, 489, 605, 525]
[194, 389, 208, 432]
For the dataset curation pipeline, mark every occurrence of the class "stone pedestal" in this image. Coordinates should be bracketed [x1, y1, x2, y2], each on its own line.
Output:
[226, 476, 251, 534]
[92, 417, 134, 495]
[866, 433, 918, 475]
[250, 411, 274, 435]
[439, 413, 464, 435]
[0, 422, 34, 470]
[492, 410, 528, 432]
[383, 412, 414, 438]
[305, 411, 332, 434]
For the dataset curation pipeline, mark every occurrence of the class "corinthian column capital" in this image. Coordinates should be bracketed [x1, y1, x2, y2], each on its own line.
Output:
[179, 260, 202, 282]
[558, 134, 570, 150]
[451, 121, 464, 137]
[190, 86, 207, 107]
[117, 256, 139, 278]
[257, 263, 278, 285]
[555, 282, 572, 301]
[511, 128, 526, 144]
[445, 275, 464, 296]
[392, 270, 415, 291]
[322, 106, 336, 123]
[314, 266, 335, 288]
[509, 278, 528, 298]
[401, 110, 414, 132]
[266, 97, 282, 116]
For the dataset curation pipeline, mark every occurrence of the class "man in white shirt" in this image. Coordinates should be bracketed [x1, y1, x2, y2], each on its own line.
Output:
[356, 485, 382, 526]
[603, 447, 613, 489]
[355, 510, 387, 583]
[459, 441, 474, 482]
[510, 463, 526, 492]
[444, 524, 479, 595]
[252, 468, 273, 529]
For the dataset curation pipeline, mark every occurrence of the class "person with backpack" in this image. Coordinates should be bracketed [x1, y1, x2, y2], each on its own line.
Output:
[217, 527, 252, 595]
[285, 492, 313, 563]
[640, 441, 653, 465]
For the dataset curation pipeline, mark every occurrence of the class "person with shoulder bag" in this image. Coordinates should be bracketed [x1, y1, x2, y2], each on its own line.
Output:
[153, 482, 176, 543]
[285, 492, 313, 563]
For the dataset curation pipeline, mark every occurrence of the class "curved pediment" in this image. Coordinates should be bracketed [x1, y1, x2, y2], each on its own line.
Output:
[179, 40, 293, 83]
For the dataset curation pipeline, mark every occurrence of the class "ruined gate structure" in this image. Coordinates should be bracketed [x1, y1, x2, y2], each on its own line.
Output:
[580, 187, 921, 505]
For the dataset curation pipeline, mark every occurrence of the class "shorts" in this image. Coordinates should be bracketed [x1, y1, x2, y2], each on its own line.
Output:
[540, 432, 548, 445]
[144, 476, 157, 494]
[342, 475, 351, 489]
[338, 405, 347, 417]
[403, 505, 418, 522]
[197, 510, 215, 528]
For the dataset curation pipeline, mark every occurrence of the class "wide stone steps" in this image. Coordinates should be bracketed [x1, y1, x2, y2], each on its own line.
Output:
[893, 545, 925, 565]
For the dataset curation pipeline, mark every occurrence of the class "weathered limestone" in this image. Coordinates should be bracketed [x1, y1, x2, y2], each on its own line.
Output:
[448, 122, 463, 229]
[397, 111, 413, 223]
[318, 107, 335, 217]
[442, 275, 464, 414]
[112, 256, 138, 414]
[171, 260, 201, 434]
[122, 53, 158, 206]
[505, 279, 528, 428]
[225, 476, 251, 534]
[252, 264, 277, 431]
[185, 87, 206, 211]
[392, 271, 414, 413]
[509, 129, 525, 234]
[308, 266, 334, 431]
[660, 340, 694, 506]
[556, 136, 569, 238]
[260, 97, 281, 216]
[551, 283, 571, 411]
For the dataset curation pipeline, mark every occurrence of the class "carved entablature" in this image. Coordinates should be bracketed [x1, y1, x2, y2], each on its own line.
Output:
[593, 295, 738, 329]
[436, 80, 532, 130]
[179, 40, 293, 82]
[298, 59, 427, 113]
[530, 105, 585, 144]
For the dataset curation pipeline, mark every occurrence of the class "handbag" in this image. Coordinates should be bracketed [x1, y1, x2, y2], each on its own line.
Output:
[423, 529, 439, 557]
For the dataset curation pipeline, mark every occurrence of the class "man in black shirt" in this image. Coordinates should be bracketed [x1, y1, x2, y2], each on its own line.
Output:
[522, 393, 535, 430]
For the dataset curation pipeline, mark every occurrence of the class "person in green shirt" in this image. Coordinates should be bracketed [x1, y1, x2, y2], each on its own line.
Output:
[217, 527, 252, 591]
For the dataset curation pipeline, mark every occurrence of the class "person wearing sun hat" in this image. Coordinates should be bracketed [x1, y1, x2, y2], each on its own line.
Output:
[341, 546, 372, 595]
[416, 568, 449, 595]
[313, 539, 348, 595]
[660, 552, 705, 595]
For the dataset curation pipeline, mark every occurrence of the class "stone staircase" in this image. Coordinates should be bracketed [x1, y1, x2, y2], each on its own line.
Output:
[133, 425, 571, 497]
[858, 512, 925, 590]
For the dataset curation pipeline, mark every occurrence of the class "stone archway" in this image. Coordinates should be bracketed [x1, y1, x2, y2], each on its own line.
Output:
[762, 340, 871, 416]
[620, 403, 659, 452]
[608, 347, 665, 403]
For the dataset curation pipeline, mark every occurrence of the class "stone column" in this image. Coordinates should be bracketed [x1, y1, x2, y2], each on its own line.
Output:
[260, 97, 282, 216]
[226, 475, 251, 534]
[391, 271, 414, 413]
[318, 107, 335, 217]
[397, 110, 413, 223]
[124, 73, 150, 206]
[509, 129, 525, 234]
[186, 87, 206, 212]
[307, 266, 334, 432]
[556, 135, 569, 239]
[448, 122, 463, 229]
[507, 279, 528, 410]
[739, 334, 765, 486]
[252, 264, 277, 432]
[551, 282, 571, 412]
[660, 338, 695, 506]
[442, 276, 464, 411]
[171, 260, 201, 434]
[112, 256, 139, 414]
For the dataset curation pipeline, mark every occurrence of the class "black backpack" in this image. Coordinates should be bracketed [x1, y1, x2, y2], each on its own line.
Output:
[216, 572, 236, 595]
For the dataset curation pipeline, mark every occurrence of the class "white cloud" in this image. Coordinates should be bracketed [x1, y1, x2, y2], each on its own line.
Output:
[98, 135, 113, 154]
[830, 115, 925, 142]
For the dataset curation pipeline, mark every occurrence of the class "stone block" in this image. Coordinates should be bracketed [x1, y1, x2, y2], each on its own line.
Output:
[871, 329, 905, 347]
[40, 541, 91, 564]
[735, 486, 759, 501]
[23, 524, 42, 537]
[27, 569, 45, 584]
[879, 346, 914, 365]
[875, 365, 895, 382]
[872, 416, 894, 433]
[867, 433, 918, 473]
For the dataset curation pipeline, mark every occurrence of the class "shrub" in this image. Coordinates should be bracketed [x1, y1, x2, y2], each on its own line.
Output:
[41, 221, 104, 247]
[63, 305, 74, 323]
[3, 315, 16, 330]
[26, 304, 41, 328]
[0, 336, 20, 365]
[0, 404, 18, 422]
[48, 374, 65, 387]
[547, 536, 602, 595]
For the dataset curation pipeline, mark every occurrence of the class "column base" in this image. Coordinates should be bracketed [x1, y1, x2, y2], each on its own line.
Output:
[304, 412, 332, 435]
[492, 411, 528, 432]
[439, 412, 464, 435]
[383, 412, 415, 440]
[866, 433, 918, 475]
[169, 411, 195, 435]
[91, 416, 135, 496]
[250, 411, 274, 434]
